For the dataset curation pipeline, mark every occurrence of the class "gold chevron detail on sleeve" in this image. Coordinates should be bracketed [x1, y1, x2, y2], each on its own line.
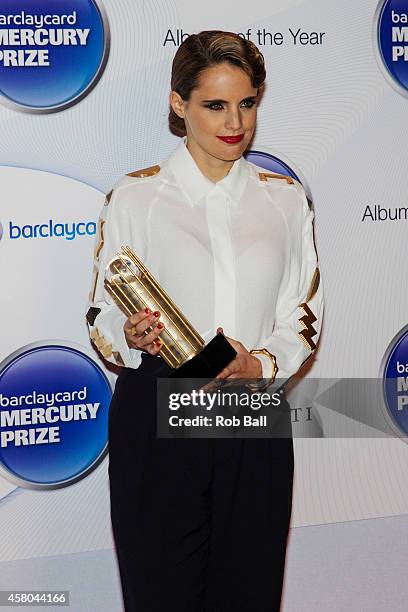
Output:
[94, 217, 105, 260]
[298, 303, 318, 351]
[90, 328, 113, 359]
[305, 268, 320, 303]
[112, 351, 125, 366]
[127, 165, 161, 178]
[258, 172, 294, 185]
[86, 306, 101, 326]
[105, 189, 113, 205]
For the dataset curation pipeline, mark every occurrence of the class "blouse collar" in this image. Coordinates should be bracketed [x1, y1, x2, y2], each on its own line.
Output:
[165, 138, 249, 207]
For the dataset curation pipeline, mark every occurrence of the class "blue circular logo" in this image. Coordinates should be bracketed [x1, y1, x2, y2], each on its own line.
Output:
[0, 1, 110, 112]
[375, 0, 408, 97]
[382, 325, 408, 437]
[0, 342, 112, 488]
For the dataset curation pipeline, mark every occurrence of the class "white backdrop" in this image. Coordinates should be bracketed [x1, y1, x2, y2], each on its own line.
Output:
[1, 1, 408, 610]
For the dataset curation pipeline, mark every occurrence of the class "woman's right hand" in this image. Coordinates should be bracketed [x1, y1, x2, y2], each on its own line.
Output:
[123, 308, 164, 355]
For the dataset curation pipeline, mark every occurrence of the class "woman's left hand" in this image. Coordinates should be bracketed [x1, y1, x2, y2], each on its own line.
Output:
[215, 328, 263, 380]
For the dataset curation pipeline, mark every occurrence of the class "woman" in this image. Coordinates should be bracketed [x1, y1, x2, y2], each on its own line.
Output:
[87, 30, 323, 612]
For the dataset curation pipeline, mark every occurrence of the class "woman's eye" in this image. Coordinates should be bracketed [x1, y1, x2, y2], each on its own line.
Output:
[241, 99, 256, 108]
[205, 102, 224, 111]
[204, 99, 256, 110]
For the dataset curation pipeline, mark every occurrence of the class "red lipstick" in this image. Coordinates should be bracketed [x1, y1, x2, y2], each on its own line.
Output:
[216, 134, 244, 144]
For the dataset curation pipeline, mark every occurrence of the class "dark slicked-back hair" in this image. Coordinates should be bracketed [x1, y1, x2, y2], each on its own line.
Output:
[169, 30, 266, 136]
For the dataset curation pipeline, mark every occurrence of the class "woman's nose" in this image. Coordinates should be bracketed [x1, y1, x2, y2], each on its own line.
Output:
[224, 108, 243, 132]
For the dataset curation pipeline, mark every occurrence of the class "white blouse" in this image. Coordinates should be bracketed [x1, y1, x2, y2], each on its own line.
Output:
[86, 139, 324, 382]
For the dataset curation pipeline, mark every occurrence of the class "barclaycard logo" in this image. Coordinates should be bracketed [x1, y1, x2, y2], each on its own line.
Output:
[374, 0, 408, 97]
[381, 324, 408, 438]
[4, 219, 96, 241]
[0, 341, 112, 489]
[0, 0, 110, 113]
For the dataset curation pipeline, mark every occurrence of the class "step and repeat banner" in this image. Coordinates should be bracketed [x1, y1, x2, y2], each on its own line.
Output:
[0, 0, 407, 609]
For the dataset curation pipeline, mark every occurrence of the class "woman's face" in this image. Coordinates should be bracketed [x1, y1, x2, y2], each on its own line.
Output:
[171, 63, 258, 165]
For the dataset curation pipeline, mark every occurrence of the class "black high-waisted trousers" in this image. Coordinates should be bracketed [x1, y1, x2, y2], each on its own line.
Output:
[108, 353, 294, 612]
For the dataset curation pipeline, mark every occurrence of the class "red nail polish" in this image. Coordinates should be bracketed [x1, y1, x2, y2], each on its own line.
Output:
[144, 307, 151, 314]
[157, 322, 164, 330]
[155, 340, 162, 347]
[153, 311, 160, 317]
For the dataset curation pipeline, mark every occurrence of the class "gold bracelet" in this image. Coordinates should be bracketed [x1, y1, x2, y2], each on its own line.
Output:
[246, 348, 278, 392]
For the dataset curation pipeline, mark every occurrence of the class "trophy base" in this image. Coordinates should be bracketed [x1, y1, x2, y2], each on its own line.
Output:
[169, 333, 236, 379]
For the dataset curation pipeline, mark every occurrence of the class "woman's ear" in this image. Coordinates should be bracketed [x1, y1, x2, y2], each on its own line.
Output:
[169, 91, 185, 119]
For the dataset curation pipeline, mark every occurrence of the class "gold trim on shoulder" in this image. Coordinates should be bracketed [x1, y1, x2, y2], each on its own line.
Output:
[298, 303, 317, 352]
[258, 172, 294, 185]
[127, 165, 161, 178]
[305, 268, 320, 303]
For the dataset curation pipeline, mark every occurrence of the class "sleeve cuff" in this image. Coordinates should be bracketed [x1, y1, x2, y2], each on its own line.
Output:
[256, 352, 275, 380]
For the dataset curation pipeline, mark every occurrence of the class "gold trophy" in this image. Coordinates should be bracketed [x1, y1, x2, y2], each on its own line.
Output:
[105, 246, 236, 377]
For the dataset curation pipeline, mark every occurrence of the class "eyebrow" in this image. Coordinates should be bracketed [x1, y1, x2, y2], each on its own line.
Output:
[201, 96, 257, 104]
